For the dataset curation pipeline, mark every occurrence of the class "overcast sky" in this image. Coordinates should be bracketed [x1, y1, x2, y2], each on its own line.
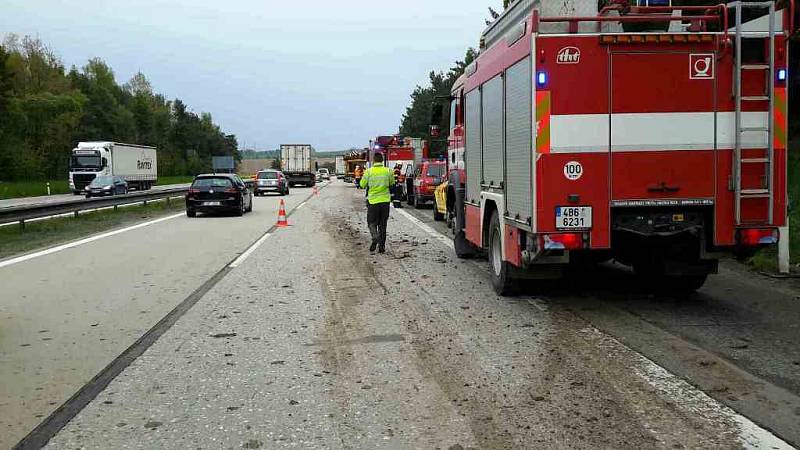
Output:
[1, 1, 502, 151]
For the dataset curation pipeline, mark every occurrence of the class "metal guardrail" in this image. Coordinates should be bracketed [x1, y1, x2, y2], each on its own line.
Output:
[0, 187, 189, 227]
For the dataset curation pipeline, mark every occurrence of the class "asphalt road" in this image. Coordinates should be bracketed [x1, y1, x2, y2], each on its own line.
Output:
[0, 183, 191, 210]
[0, 183, 320, 448]
[4, 181, 789, 449]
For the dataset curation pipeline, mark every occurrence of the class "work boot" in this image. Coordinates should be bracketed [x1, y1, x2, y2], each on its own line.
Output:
[370, 241, 378, 252]
[378, 246, 386, 254]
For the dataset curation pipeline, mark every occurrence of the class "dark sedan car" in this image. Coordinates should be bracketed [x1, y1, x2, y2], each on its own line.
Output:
[254, 170, 289, 196]
[185, 174, 253, 217]
[85, 176, 128, 198]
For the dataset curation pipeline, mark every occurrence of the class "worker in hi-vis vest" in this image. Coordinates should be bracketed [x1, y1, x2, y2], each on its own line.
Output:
[359, 153, 393, 253]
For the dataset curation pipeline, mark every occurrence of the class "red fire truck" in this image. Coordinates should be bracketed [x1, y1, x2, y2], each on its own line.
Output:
[447, 1, 793, 294]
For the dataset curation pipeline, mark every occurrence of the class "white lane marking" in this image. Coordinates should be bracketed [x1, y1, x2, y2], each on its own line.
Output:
[229, 233, 272, 268]
[581, 327, 793, 450]
[296, 202, 306, 209]
[397, 207, 792, 448]
[0, 212, 185, 269]
[393, 207, 454, 250]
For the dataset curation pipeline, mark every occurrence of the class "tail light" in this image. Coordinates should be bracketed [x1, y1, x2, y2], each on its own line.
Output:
[542, 233, 585, 250]
[737, 228, 778, 246]
[224, 187, 238, 193]
[188, 188, 200, 194]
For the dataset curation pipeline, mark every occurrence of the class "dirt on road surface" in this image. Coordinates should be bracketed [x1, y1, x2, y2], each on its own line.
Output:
[15, 181, 795, 449]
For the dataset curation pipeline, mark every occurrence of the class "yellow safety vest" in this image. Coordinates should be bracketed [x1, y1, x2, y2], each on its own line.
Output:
[359, 163, 393, 204]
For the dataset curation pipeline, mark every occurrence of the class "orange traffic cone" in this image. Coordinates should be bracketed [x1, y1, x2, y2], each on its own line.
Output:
[276, 199, 288, 227]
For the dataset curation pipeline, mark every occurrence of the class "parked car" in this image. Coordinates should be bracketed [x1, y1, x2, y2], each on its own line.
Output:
[315, 172, 323, 183]
[185, 174, 253, 217]
[406, 160, 446, 209]
[318, 168, 331, 180]
[254, 170, 289, 196]
[85, 176, 128, 198]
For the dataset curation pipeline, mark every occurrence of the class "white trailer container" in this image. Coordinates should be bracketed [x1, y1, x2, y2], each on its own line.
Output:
[280, 144, 316, 186]
[69, 141, 157, 193]
[335, 155, 345, 176]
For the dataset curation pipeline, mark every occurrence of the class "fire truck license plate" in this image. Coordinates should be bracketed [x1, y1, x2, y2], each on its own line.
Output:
[556, 207, 592, 229]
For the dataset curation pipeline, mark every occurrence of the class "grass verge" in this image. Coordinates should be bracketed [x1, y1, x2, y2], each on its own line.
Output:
[748, 142, 800, 273]
[0, 198, 185, 260]
[156, 176, 194, 186]
[0, 180, 70, 199]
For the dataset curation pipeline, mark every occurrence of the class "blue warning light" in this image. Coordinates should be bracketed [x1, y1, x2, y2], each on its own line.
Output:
[536, 71, 547, 87]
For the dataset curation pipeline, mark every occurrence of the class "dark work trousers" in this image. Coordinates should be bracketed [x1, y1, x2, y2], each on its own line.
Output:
[367, 202, 390, 250]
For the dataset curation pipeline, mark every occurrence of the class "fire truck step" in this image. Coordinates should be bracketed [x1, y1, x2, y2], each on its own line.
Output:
[740, 126, 769, 132]
[741, 189, 771, 197]
[742, 158, 770, 163]
[741, 96, 770, 101]
[741, 64, 770, 70]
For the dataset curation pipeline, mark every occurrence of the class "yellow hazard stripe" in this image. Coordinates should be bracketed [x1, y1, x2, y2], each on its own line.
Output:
[774, 87, 787, 150]
[536, 91, 551, 154]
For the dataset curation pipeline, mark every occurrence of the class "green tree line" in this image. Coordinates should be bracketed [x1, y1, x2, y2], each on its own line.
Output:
[0, 35, 239, 182]
[398, 47, 477, 156]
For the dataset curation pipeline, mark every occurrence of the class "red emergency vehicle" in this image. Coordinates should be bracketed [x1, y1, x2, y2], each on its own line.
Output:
[447, 1, 793, 294]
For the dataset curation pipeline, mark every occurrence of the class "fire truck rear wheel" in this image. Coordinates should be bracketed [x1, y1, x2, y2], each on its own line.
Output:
[488, 211, 516, 296]
[634, 262, 707, 293]
[668, 275, 707, 293]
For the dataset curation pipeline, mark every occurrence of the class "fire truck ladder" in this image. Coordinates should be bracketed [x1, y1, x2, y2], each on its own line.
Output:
[733, 1, 776, 225]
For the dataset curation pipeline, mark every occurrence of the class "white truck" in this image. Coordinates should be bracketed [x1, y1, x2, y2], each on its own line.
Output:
[335, 155, 345, 177]
[69, 141, 157, 194]
[280, 144, 316, 187]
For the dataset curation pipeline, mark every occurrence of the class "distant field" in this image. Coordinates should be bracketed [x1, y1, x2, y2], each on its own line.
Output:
[0, 176, 194, 200]
[155, 176, 194, 186]
[0, 180, 71, 199]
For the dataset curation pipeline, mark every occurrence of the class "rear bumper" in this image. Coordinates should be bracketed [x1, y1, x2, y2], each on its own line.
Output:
[85, 190, 114, 197]
[255, 186, 282, 193]
[185, 198, 239, 212]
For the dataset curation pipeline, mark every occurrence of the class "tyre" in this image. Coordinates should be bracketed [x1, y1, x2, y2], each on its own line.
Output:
[634, 261, 707, 294]
[488, 211, 517, 296]
[234, 199, 244, 216]
[186, 209, 196, 218]
[670, 275, 707, 293]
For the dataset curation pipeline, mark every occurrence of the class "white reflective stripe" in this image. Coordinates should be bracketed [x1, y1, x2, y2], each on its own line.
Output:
[551, 114, 609, 153]
[550, 112, 769, 153]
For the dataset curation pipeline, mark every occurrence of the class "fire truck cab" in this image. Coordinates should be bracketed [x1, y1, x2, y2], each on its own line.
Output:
[449, 0, 793, 294]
